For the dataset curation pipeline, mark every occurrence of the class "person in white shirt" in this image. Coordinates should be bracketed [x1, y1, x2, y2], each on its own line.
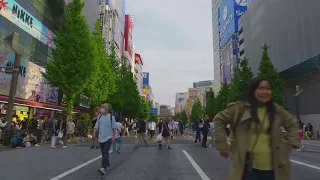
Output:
[148, 120, 156, 138]
[208, 121, 215, 147]
[0, 116, 8, 141]
[113, 118, 124, 153]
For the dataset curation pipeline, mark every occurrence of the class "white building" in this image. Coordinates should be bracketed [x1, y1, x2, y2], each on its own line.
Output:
[98, 0, 124, 62]
[211, 0, 222, 94]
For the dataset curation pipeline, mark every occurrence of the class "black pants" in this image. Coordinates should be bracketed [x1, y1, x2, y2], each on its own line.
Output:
[202, 130, 208, 147]
[179, 128, 183, 135]
[242, 169, 275, 180]
[150, 130, 155, 138]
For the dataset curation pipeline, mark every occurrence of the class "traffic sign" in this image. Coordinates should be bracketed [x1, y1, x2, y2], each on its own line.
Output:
[149, 108, 158, 115]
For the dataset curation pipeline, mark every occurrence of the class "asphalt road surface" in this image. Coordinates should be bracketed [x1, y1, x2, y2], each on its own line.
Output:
[0, 130, 320, 180]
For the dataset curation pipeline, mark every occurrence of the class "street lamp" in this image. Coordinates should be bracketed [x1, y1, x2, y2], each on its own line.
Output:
[294, 85, 303, 121]
[0, 32, 21, 125]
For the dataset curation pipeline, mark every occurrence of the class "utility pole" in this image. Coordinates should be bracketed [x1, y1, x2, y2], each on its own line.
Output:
[3, 32, 21, 125]
[294, 85, 303, 122]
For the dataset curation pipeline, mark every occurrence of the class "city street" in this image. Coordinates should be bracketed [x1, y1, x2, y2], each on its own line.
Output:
[0, 130, 320, 180]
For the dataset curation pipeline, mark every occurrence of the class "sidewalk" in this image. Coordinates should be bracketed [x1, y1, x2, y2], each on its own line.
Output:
[302, 140, 320, 146]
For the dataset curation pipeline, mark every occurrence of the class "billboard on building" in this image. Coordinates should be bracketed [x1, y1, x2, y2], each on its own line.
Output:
[135, 53, 143, 65]
[143, 72, 149, 85]
[221, 39, 233, 84]
[0, 45, 58, 104]
[0, 0, 55, 48]
[124, 15, 133, 57]
[219, 0, 247, 48]
[175, 92, 187, 110]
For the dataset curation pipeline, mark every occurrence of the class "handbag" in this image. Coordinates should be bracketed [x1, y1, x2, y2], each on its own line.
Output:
[58, 122, 64, 138]
[245, 114, 268, 172]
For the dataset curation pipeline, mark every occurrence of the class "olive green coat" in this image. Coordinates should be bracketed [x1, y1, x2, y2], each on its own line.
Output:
[214, 102, 300, 180]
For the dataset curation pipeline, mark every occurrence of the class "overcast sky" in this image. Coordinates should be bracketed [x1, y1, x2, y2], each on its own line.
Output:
[126, 0, 213, 107]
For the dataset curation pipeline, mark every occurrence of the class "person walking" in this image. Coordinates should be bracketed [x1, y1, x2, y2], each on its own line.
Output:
[55, 117, 67, 148]
[90, 106, 100, 149]
[113, 117, 124, 153]
[93, 103, 116, 175]
[158, 119, 163, 134]
[159, 119, 172, 150]
[201, 114, 210, 148]
[214, 77, 299, 180]
[194, 117, 202, 143]
[134, 118, 149, 148]
[148, 120, 156, 139]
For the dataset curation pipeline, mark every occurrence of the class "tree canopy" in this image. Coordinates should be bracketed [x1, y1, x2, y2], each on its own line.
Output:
[205, 89, 215, 120]
[43, 0, 96, 115]
[214, 82, 230, 113]
[258, 44, 284, 105]
[190, 101, 203, 122]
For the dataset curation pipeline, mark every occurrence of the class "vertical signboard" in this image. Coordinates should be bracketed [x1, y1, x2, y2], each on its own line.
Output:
[143, 72, 149, 85]
[219, 0, 248, 48]
[219, 0, 235, 48]
[124, 15, 133, 57]
[221, 39, 233, 84]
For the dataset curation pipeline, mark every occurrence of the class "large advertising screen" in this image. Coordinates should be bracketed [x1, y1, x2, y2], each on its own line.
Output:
[0, 44, 58, 104]
[219, 0, 247, 48]
[124, 15, 133, 57]
[143, 72, 149, 85]
[221, 39, 233, 84]
[0, 0, 55, 48]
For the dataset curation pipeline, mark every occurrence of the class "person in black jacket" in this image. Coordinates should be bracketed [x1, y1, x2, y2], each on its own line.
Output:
[201, 114, 210, 148]
[134, 118, 149, 148]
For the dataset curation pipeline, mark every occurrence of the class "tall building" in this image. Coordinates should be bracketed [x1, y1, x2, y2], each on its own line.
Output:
[193, 80, 213, 88]
[0, 0, 63, 120]
[98, 0, 125, 61]
[159, 105, 171, 116]
[218, 0, 247, 85]
[211, 0, 222, 94]
[241, 0, 320, 128]
[175, 92, 187, 114]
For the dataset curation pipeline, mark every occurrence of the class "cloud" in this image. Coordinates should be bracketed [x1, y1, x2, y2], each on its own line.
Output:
[126, 0, 213, 106]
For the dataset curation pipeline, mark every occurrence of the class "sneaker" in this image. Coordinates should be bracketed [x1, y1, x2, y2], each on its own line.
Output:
[134, 146, 137, 149]
[99, 168, 107, 175]
[62, 146, 67, 148]
[34, 144, 39, 147]
[116, 150, 120, 153]
[68, 139, 71, 143]
[90, 146, 94, 149]
[96, 146, 100, 149]
[50, 146, 56, 149]
[209, 144, 212, 148]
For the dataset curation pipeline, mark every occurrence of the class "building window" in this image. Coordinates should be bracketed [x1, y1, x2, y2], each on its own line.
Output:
[239, 49, 245, 56]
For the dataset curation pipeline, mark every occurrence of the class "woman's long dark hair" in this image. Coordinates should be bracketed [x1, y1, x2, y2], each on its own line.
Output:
[241, 77, 276, 133]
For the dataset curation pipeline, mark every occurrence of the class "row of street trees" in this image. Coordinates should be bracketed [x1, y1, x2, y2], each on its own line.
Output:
[187, 44, 283, 121]
[43, 0, 148, 119]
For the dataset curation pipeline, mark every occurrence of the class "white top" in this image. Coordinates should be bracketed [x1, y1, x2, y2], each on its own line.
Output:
[148, 122, 156, 130]
[210, 122, 214, 131]
[115, 122, 124, 138]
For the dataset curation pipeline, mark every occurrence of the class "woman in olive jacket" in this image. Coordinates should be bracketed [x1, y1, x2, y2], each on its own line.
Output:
[214, 78, 299, 180]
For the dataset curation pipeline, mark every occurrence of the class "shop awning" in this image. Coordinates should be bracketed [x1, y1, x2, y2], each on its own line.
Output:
[0, 95, 80, 113]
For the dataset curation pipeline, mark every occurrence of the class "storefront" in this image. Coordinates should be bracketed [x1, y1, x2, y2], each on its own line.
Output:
[0, 103, 30, 121]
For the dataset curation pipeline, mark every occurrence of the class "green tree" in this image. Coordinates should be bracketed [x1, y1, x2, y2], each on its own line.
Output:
[228, 57, 253, 103]
[143, 99, 151, 120]
[180, 110, 188, 123]
[43, 0, 96, 115]
[258, 44, 284, 105]
[109, 66, 142, 118]
[82, 20, 117, 108]
[190, 101, 203, 122]
[215, 82, 230, 114]
[205, 89, 215, 120]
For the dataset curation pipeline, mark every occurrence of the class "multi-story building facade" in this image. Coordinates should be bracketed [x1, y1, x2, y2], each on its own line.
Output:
[241, 0, 320, 129]
[98, 0, 124, 62]
[211, 0, 222, 94]
[193, 80, 213, 89]
[218, 0, 248, 85]
[159, 105, 171, 117]
[175, 92, 187, 114]
[0, 0, 65, 120]
[123, 14, 134, 68]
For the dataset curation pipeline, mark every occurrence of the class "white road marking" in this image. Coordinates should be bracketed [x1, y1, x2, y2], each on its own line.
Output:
[50, 150, 113, 180]
[290, 159, 320, 171]
[182, 150, 211, 180]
